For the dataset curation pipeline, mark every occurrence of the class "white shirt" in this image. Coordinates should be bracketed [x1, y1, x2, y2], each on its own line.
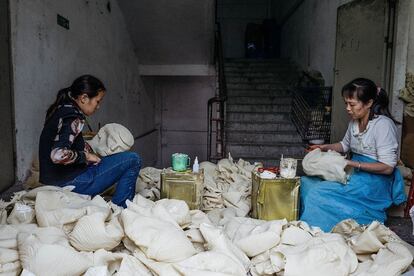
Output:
[340, 115, 398, 167]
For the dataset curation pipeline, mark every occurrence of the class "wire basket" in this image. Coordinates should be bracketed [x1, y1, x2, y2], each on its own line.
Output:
[291, 87, 332, 142]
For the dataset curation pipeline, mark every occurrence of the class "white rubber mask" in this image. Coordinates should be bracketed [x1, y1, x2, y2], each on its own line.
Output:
[88, 123, 134, 156]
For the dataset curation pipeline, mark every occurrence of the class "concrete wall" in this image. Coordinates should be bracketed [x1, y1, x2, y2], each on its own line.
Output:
[218, 0, 273, 58]
[118, 0, 215, 66]
[406, 0, 414, 72]
[143, 76, 215, 168]
[10, 0, 156, 181]
[280, 0, 409, 144]
[280, 0, 352, 86]
[118, 0, 217, 168]
[273, 0, 303, 23]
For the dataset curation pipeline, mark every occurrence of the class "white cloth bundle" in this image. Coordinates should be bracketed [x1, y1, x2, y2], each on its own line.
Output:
[69, 206, 124, 251]
[0, 224, 37, 275]
[351, 242, 412, 275]
[6, 203, 34, 225]
[200, 153, 257, 216]
[275, 233, 358, 276]
[224, 217, 286, 257]
[173, 251, 244, 276]
[199, 223, 250, 274]
[35, 191, 109, 232]
[121, 196, 196, 262]
[0, 156, 412, 276]
[135, 167, 162, 200]
[18, 227, 93, 276]
[302, 149, 348, 184]
[88, 123, 134, 157]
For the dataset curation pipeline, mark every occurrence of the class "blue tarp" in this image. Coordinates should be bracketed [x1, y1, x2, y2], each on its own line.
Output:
[300, 153, 406, 232]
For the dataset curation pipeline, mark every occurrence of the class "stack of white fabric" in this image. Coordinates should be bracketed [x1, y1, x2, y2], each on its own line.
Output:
[136, 153, 259, 225]
[200, 154, 258, 222]
[135, 167, 162, 201]
[0, 185, 412, 276]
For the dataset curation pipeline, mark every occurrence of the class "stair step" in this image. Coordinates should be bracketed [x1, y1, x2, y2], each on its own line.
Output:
[221, 58, 303, 165]
[227, 96, 292, 105]
[227, 104, 291, 113]
[226, 77, 293, 83]
[225, 72, 298, 78]
[226, 112, 290, 122]
[225, 67, 298, 74]
[226, 131, 302, 143]
[226, 142, 306, 157]
[227, 83, 295, 90]
[226, 89, 292, 97]
[225, 62, 296, 68]
[225, 58, 292, 63]
[226, 121, 297, 132]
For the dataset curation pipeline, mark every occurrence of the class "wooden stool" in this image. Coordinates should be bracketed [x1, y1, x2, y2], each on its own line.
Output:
[404, 171, 414, 217]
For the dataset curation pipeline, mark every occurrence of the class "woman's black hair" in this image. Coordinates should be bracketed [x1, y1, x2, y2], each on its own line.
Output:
[45, 75, 105, 122]
[341, 78, 399, 124]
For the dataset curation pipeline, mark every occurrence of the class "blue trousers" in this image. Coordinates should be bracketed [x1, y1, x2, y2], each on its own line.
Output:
[63, 152, 141, 207]
[300, 153, 406, 232]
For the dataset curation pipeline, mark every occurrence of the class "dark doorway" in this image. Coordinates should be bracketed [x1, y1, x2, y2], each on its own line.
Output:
[0, 0, 16, 191]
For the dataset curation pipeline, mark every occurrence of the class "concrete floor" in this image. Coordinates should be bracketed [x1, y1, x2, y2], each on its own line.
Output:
[387, 216, 414, 245]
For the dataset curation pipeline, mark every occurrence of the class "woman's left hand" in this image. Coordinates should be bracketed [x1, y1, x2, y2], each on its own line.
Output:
[345, 159, 394, 175]
[345, 160, 358, 171]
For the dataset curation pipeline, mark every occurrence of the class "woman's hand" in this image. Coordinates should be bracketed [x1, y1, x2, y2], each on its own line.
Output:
[307, 143, 344, 153]
[307, 144, 327, 152]
[345, 159, 394, 175]
[85, 152, 101, 165]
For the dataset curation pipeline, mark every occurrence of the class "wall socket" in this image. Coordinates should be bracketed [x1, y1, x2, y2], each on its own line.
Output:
[57, 14, 69, 30]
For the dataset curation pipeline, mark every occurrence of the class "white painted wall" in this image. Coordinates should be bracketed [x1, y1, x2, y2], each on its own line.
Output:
[118, 0, 215, 66]
[280, 0, 352, 86]
[10, 0, 156, 181]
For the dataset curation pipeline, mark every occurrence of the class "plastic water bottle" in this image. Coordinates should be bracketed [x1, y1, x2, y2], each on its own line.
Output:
[192, 156, 199, 173]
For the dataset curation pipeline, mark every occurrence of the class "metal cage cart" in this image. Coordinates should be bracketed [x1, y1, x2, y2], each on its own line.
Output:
[291, 87, 333, 143]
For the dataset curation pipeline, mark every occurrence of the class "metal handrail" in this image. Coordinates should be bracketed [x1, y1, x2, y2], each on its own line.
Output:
[215, 23, 227, 99]
[207, 21, 227, 161]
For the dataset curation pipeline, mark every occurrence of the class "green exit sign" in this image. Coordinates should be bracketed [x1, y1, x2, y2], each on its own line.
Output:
[57, 14, 69, 30]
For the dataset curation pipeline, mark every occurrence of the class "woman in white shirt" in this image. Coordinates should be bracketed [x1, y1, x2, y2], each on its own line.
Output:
[300, 78, 406, 232]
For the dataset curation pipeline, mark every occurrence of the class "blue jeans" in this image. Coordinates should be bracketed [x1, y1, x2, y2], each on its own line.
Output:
[63, 152, 141, 207]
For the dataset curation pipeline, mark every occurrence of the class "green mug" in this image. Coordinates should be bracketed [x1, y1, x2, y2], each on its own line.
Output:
[172, 153, 191, 172]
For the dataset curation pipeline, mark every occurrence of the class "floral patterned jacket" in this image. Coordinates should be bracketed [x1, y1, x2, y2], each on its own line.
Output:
[39, 100, 91, 186]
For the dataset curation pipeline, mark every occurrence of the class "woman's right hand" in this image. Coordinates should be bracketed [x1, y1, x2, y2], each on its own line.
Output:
[307, 143, 344, 153]
[85, 152, 101, 165]
[307, 144, 327, 152]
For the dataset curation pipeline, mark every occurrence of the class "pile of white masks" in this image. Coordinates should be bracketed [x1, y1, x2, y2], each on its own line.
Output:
[0, 184, 412, 276]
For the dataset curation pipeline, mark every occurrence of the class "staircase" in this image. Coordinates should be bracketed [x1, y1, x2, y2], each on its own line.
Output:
[224, 59, 305, 166]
